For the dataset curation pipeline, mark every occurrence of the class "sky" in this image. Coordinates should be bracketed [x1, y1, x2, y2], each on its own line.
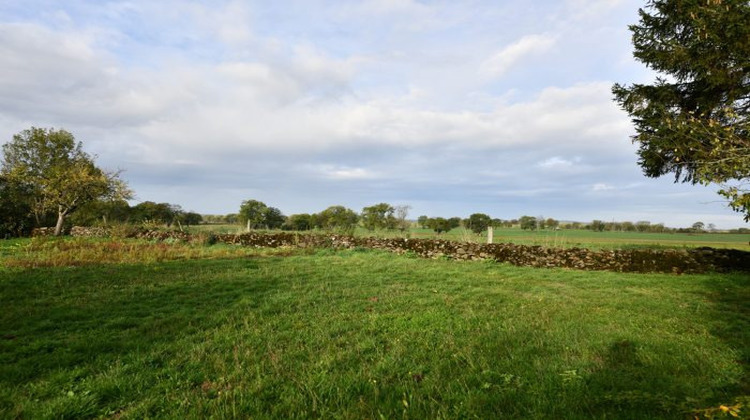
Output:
[1, 0, 747, 229]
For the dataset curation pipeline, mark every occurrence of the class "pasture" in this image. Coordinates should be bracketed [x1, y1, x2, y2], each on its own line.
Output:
[192, 224, 750, 251]
[1, 237, 748, 419]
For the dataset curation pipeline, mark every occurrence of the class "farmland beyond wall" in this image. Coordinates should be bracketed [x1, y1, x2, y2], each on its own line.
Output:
[69, 227, 749, 274]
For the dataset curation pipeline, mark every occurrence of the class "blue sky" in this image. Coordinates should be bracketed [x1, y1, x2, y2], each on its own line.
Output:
[1, 0, 747, 228]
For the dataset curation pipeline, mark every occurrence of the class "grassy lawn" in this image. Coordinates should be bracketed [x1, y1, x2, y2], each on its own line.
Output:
[1, 238, 749, 419]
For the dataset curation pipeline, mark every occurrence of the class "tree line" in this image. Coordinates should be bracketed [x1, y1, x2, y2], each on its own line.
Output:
[1, 127, 745, 238]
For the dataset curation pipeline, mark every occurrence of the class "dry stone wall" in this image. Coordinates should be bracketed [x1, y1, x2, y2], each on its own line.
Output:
[69, 227, 749, 274]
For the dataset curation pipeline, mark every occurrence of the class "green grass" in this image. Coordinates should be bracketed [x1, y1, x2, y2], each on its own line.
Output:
[190, 224, 750, 251]
[1, 238, 748, 419]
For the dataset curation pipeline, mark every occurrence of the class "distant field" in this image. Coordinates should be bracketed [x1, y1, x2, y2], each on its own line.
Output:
[1, 237, 748, 418]
[192, 224, 750, 251]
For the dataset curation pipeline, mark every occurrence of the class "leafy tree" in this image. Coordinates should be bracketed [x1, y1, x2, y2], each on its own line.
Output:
[0, 175, 35, 237]
[239, 199, 269, 230]
[590, 220, 606, 232]
[131, 201, 178, 226]
[263, 207, 286, 229]
[317, 205, 359, 233]
[636, 221, 651, 232]
[612, 0, 750, 220]
[180, 212, 203, 227]
[466, 213, 492, 234]
[1, 127, 132, 235]
[448, 217, 462, 230]
[545, 218, 559, 230]
[224, 213, 239, 224]
[519, 216, 537, 230]
[361, 203, 396, 230]
[69, 198, 131, 226]
[417, 215, 429, 229]
[426, 217, 453, 234]
[691, 221, 705, 232]
[284, 214, 312, 231]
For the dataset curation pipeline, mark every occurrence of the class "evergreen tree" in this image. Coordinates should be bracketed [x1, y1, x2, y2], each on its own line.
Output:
[612, 0, 750, 220]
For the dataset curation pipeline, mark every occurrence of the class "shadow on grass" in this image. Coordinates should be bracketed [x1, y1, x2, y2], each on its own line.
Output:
[701, 272, 750, 398]
[583, 272, 750, 419]
[0, 258, 272, 386]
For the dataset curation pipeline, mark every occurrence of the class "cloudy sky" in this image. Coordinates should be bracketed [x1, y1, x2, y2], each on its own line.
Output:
[1, 0, 747, 228]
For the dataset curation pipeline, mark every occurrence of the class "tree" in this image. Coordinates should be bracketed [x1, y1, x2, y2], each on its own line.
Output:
[519, 216, 537, 230]
[426, 217, 452, 234]
[180, 212, 203, 227]
[263, 207, 286, 229]
[417, 215, 429, 229]
[361, 203, 396, 231]
[0, 175, 35, 237]
[317, 205, 359, 233]
[70, 198, 131, 226]
[1, 127, 132, 236]
[131, 201, 177, 226]
[590, 220, 606, 232]
[284, 213, 312, 231]
[612, 1, 750, 220]
[466, 213, 492, 234]
[691, 221, 705, 232]
[239, 199, 269, 230]
[394, 205, 411, 232]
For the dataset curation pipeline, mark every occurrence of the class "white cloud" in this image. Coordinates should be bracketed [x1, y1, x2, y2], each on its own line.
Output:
[315, 165, 378, 180]
[481, 34, 557, 77]
[592, 183, 615, 191]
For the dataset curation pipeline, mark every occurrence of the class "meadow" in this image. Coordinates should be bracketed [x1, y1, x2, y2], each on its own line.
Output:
[192, 224, 750, 251]
[1, 237, 748, 419]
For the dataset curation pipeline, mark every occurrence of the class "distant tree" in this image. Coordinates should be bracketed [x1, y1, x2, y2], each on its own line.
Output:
[181, 212, 203, 227]
[426, 217, 453, 234]
[317, 205, 359, 233]
[519, 216, 537, 230]
[239, 199, 269, 230]
[621, 221, 636, 232]
[707, 223, 717, 232]
[417, 215, 429, 229]
[1, 127, 132, 236]
[613, 1, 750, 220]
[651, 223, 666, 233]
[131, 201, 178, 226]
[635, 221, 651, 232]
[691, 221, 705, 232]
[264, 207, 286, 229]
[466, 213, 492, 234]
[590, 220, 606, 232]
[448, 217, 462, 230]
[545, 218, 559, 230]
[284, 214, 312, 231]
[224, 213, 239, 224]
[394, 205, 411, 232]
[69, 198, 131, 226]
[361, 203, 396, 230]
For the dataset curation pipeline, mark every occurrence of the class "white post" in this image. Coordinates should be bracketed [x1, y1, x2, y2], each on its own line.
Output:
[487, 226, 493, 244]
[246, 220, 251, 232]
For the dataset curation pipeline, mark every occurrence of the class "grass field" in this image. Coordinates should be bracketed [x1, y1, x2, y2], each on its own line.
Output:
[1, 237, 749, 419]
[192, 224, 750, 251]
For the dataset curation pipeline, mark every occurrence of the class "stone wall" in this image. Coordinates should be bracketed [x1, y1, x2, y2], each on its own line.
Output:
[69, 227, 750, 274]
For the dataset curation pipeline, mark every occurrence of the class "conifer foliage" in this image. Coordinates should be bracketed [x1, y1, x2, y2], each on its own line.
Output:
[613, 0, 750, 220]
